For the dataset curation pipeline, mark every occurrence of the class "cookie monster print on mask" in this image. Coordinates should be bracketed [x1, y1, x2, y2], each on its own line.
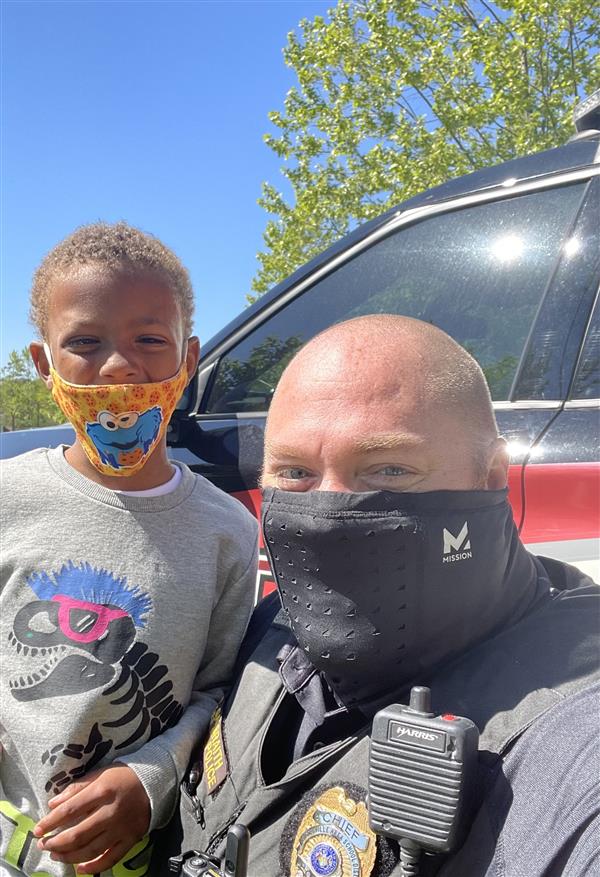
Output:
[44, 342, 190, 476]
[8, 562, 184, 794]
[86, 406, 162, 470]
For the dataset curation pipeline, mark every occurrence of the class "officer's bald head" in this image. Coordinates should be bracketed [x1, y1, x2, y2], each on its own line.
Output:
[263, 315, 507, 494]
[293, 315, 496, 438]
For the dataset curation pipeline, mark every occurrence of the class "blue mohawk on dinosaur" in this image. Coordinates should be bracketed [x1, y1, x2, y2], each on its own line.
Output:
[27, 562, 152, 628]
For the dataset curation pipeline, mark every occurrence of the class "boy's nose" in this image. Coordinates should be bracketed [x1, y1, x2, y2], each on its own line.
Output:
[98, 351, 140, 382]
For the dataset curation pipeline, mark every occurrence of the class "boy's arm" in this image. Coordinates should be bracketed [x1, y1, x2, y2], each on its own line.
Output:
[115, 528, 260, 829]
[34, 528, 259, 871]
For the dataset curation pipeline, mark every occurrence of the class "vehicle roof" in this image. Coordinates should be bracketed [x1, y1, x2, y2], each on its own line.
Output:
[201, 133, 600, 359]
[0, 424, 74, 459]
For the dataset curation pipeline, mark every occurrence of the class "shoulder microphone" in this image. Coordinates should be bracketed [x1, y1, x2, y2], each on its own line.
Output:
[368, 686, 479, 875]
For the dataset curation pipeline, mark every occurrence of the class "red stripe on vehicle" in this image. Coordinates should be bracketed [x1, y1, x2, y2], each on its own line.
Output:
[521, 462, 600, 543]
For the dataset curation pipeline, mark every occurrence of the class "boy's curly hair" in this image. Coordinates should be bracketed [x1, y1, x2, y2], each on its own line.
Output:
[30, 221, 194, 338]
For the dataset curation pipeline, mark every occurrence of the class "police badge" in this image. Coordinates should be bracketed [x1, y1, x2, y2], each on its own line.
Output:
[290, 787, 377, 877]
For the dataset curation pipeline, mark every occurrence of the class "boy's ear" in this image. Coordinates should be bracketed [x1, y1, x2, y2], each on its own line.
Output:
[30, 342, 53, 389]
[185, 336, 201, 384]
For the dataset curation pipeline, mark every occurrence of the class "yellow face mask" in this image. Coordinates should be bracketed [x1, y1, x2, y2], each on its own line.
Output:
[45, 346, 189, 477]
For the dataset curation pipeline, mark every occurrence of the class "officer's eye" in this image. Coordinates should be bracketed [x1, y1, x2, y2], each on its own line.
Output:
[279, 467, 312, 481]
[98, 411, 119, 431]
[376, 466, 409, 477]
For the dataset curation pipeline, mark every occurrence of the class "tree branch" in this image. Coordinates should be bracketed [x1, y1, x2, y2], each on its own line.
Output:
[412, 85, 478, 165]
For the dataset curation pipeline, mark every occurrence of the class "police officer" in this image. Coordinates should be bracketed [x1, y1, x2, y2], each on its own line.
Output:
[159, 316, 599, 877]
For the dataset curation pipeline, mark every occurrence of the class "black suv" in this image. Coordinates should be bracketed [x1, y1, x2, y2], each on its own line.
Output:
[3, 93, 599, 595]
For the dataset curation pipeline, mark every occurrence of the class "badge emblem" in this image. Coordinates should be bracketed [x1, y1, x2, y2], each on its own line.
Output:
[291, 787, 377, 877]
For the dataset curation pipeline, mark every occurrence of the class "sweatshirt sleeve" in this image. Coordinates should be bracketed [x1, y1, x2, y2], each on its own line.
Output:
[118, 526, 259, 830]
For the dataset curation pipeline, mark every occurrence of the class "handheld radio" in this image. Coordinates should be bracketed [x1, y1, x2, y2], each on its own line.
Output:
[168, 824, 250, 877]
[368, 686, 479, 875]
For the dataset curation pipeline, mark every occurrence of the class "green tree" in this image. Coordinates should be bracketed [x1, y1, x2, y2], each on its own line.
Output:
[252, 0, 599, 297]
[0, 348, 63, 430]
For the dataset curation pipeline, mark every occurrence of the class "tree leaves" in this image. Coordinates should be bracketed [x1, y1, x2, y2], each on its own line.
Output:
[251, 0, 599, 299]
[0, 347, 63, 430]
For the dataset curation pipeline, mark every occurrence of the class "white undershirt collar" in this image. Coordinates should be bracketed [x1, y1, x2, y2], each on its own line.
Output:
[114, 464, 182, 497]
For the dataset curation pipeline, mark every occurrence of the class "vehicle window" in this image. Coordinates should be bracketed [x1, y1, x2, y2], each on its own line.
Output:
[204, 184, 586, 414]
[570, 295, 600, 400]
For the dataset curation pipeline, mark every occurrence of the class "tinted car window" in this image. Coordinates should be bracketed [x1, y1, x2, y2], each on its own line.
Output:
[513, 180, 599, 401]
[570, 295, 600, 400]
[205, 184, 585, 413]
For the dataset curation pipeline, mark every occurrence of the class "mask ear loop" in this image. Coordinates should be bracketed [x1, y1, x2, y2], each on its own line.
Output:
[181, 338, 190, 373]
[42, 342, 55, 387]
[176, 338, 193, 388]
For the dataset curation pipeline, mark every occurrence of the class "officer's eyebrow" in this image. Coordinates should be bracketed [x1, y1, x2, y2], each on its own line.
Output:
[353, 433, 423, 453]
[264, 434, 422, 458]
[263, 441, 308, 460]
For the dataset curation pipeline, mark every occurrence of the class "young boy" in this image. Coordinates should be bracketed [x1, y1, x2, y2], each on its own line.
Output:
[0, 222, 259, 877]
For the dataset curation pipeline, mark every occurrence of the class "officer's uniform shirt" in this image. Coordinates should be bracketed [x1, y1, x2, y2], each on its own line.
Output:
[158, 566, 599, 877]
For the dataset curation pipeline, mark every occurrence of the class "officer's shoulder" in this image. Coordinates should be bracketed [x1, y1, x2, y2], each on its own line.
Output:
[493, 682, 600, 873]
[445, 682, 600, 877]
[234, 593, 290, 672]
[248, 592, 286, 635]
[535, 554, 598, 591]
[509, 680, 599, 768]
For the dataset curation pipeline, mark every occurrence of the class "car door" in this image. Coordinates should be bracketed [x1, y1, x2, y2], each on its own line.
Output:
[519, 287, 600, 580]
[172, 171, 599, 597]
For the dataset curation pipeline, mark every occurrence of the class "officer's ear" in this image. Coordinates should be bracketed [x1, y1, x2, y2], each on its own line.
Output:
[485, 438, 509, 490]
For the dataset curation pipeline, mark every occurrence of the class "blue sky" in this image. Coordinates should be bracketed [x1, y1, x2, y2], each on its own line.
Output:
[1, 0, 331, 365]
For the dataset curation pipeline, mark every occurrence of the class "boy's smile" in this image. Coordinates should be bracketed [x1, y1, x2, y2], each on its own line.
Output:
[30, 266, 200, 489]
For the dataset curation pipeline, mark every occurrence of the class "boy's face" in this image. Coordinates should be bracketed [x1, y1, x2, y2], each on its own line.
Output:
[32, 266, 199, 387]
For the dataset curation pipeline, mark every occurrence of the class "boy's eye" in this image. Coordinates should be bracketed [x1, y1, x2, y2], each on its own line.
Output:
[64, 337, 99, 348]
[137, 336, 167, 345]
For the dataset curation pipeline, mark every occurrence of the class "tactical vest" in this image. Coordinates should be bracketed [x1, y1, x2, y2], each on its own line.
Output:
[158, 563, 599, 877]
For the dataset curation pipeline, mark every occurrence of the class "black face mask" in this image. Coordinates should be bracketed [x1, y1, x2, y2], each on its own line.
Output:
[262, 487, 546, 716]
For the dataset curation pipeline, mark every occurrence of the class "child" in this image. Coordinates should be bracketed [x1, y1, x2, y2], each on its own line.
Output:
[0, 222, 258, 877]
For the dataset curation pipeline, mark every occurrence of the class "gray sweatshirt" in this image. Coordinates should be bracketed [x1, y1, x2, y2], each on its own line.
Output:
[0, 446, 258, 877]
